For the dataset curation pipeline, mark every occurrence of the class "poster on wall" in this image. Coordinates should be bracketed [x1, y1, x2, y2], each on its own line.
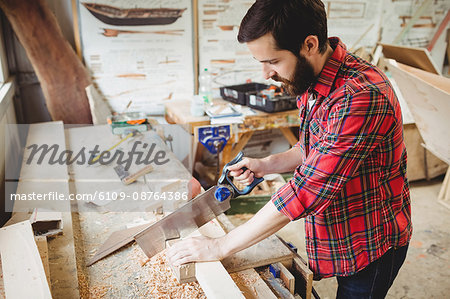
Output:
[198, 0, 269, 97]
[381, 0, 450, 47]
[324, 0, 383, 50]
[78, 0, 194, 115]
[197, 0, 384, 96]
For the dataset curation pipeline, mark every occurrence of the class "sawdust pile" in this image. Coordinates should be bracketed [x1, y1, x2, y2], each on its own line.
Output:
[79, 244, 206, 298]
[133, 246, 206, 298]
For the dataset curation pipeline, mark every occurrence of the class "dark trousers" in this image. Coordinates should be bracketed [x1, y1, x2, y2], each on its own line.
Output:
[336, 244, 409, 299]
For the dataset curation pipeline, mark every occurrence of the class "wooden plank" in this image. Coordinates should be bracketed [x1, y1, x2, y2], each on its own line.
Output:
[0, 0, 92, 123]
[403, 124, 447, 182]
[230, 269, 277, 299]
[47, 211, 80, 299]
[87, 223, 150, 266]
[277, 262, 295, 294]
[12, 122, 80, 298]
[231, 131, 254, 159]
[387, 60, 450, 164]
[165, 100, 210, 134]
[217, 214, 294, 273]
[187, 220, 244, 298]
[65, 125, 192, 213]
[165, 218, 276, 298]
[438, 167, 450, 209]
[166, 239, 196, 283]
[30, 208, 63, 237]
[196, 260, 244, 299]
[71, 0, 82, 59]
[0, 221, 51, 299]
[200, 221, 276, 299]
[380, 43, 441, 75]
[396, 62, 450, 93]
[258, 268, 296, 299]
[19, 121, 69, 181]
[85, 84, 111, 125]
[35, 235, 51, 285]
[276, 236, 314, 299]
[292, 257, 313, 299]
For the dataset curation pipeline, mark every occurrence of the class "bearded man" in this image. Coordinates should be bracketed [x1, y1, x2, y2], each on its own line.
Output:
[168, 1, 412, 298]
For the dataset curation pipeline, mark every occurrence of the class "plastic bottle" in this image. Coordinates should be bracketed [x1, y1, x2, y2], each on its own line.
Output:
[199, 68, 213, 107]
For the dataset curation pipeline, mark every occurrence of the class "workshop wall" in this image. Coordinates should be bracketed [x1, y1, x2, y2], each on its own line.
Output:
[2, 0, 449, 123]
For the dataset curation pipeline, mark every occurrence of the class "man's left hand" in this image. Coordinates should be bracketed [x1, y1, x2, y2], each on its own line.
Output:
[166, 235, 225, 267]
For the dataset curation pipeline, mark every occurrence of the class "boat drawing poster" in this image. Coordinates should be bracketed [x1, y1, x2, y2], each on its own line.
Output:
[78, 0, 194, 115]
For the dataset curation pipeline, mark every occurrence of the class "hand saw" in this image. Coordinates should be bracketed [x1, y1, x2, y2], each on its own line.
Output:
[134, 151, 264, 258]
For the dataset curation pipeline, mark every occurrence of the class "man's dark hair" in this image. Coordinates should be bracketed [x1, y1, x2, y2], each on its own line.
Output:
[238, 0, 328, 55]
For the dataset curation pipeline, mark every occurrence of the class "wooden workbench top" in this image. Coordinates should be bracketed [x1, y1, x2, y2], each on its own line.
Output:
[165, 99, 300, 134]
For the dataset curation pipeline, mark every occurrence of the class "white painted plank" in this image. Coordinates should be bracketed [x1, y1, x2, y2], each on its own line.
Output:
[196, 261, 244, 299]
[0, 220, 52, 299]
[387, 60, 450, 164]
[19, 121, 69, 181]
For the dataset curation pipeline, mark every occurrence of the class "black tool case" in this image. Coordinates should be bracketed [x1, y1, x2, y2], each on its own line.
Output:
[247, 93, 297, 113]
[220, 83, 269, 105]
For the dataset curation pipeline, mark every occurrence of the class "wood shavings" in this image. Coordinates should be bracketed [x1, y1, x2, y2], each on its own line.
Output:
[230, 270, 261, 297]
[230, 271, 259, 286]
[127, 245, 206, 299]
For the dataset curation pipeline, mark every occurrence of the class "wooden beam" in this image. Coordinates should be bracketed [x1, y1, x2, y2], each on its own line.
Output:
[166, 217, 277, 298]
[216, 214, 294, 273]
[87, 223, 150, 266]
[231, 131, 254, 159]
[277, 262, 295, 294]
[166, 239, 196, 283]
[380, 43, 441, 75]
[196, 260, 244, 299]
[0, 221, 51, 299]
[35, 235, 51, 285]
[12, 122, 80, 298]
[276, 236, 314, 299]
[279, 127, 298, 146]
[182, 221, 245, 298]
[292, 257, 313, 299]
[230, 269, 277, 299]
[387, 60, 450, 164]
[0, 0, 92, 123]
[438, 167, 450, 209]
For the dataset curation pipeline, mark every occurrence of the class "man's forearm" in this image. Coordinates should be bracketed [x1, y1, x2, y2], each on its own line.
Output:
[261, 146, 302, 174]
[218, 200, 290, 258]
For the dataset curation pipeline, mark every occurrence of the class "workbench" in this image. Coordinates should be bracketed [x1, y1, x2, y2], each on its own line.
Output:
[165, 99, 300, 173]
[1, 121, 315, 299]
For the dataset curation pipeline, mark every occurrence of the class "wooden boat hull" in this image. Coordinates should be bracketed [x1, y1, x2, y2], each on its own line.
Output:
[82, 3, 186, 26]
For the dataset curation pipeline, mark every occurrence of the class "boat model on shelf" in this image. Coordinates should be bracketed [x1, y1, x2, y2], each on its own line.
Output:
[81, 2, 187, 26]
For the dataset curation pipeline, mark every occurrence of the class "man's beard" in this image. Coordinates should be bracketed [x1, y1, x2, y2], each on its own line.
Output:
[271, 54, 317, 96]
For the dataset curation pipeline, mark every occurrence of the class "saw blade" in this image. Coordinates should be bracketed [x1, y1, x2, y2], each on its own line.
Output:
[134, 186, 230, 258]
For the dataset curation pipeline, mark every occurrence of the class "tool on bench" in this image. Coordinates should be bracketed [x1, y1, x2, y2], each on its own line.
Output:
[114, 164, 154, 185]
[197, 125, 230, 177]
[107, 111, 150, 135]
[90, 129, 139, 164]
[134, 151, 264, 259]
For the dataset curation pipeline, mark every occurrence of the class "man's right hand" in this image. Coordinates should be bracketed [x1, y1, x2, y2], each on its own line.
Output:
[227, 157, 266, 186]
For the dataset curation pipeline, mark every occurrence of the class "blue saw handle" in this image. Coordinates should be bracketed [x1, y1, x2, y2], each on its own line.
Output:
[216, 151, 264, 200]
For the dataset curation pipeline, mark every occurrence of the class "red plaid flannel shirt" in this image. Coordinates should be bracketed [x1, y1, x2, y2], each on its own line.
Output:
[272, 37, 412, 279]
